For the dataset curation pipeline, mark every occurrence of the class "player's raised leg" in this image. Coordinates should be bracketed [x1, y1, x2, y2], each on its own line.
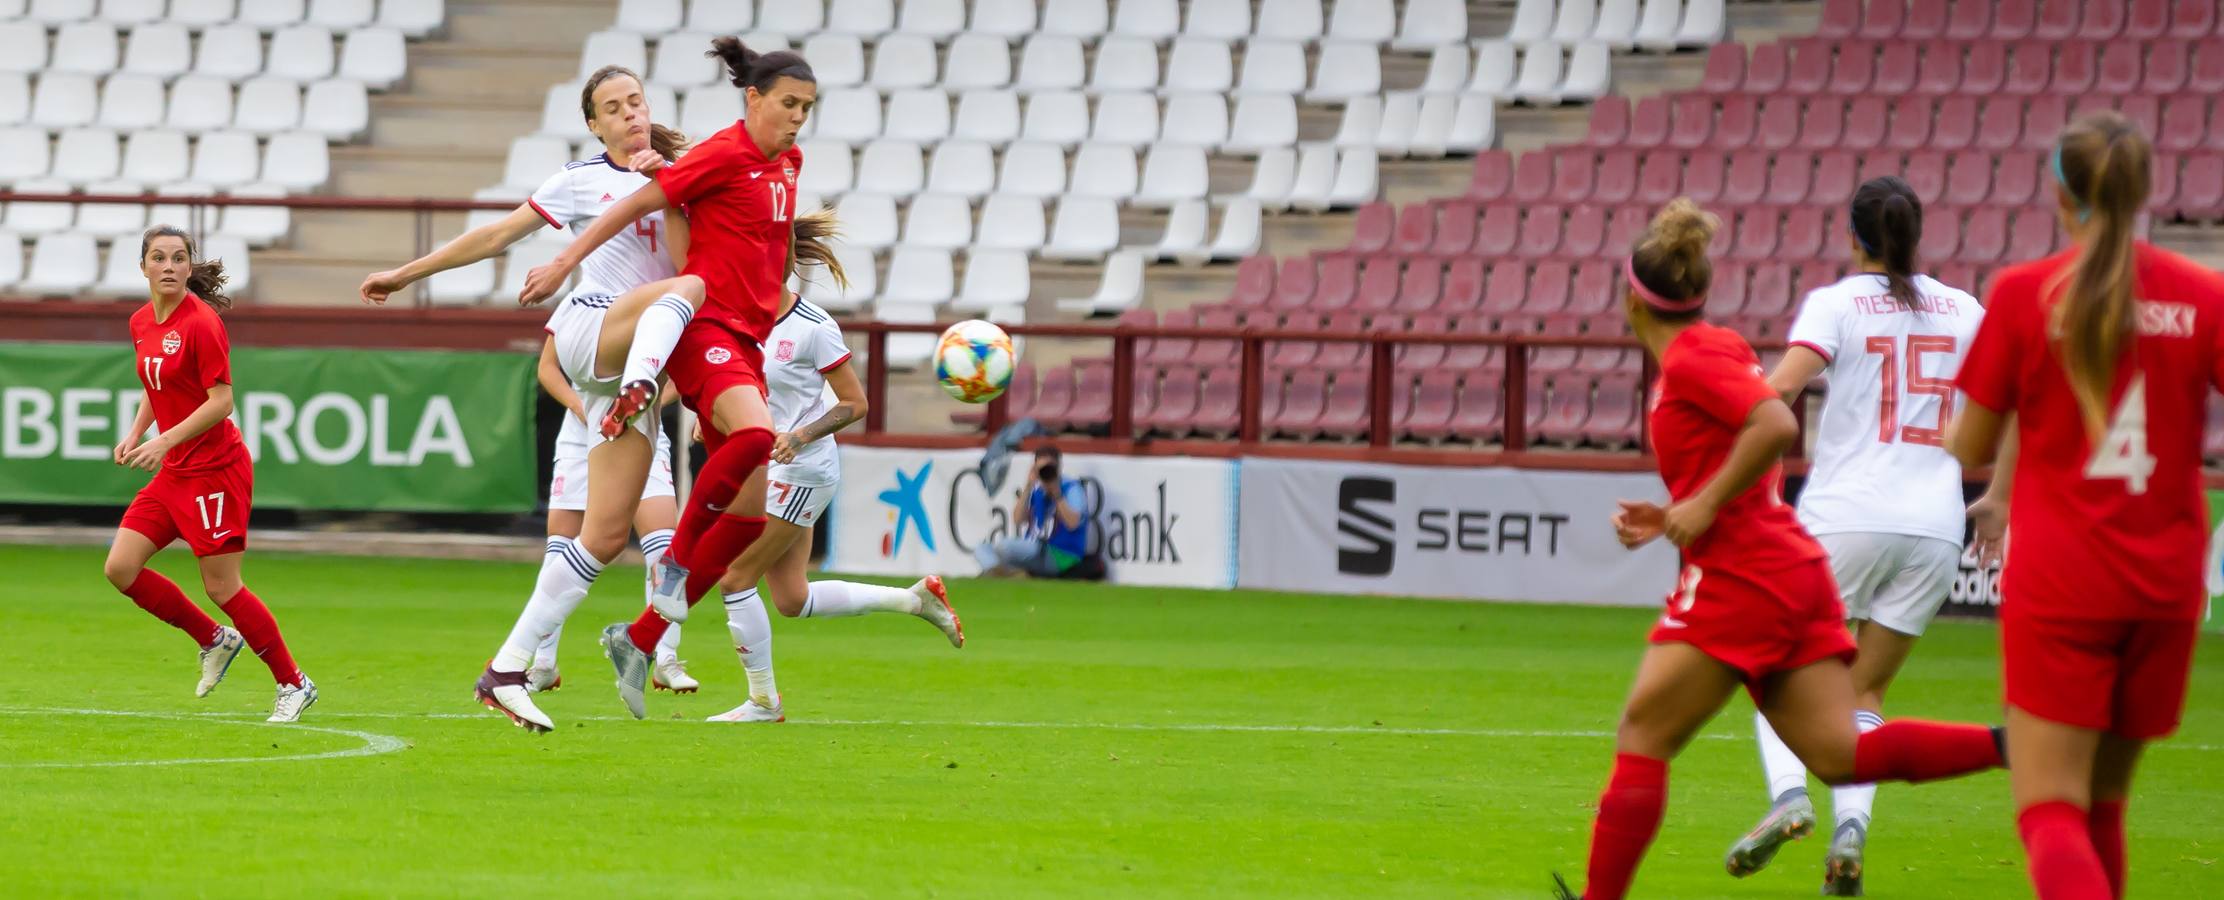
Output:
[646, 385, 777, 622]
[591, 274, 705, 439]
[104, 524, 237, 696]
[1727, 712, 1817, 878]
[767, 529, 964, 648]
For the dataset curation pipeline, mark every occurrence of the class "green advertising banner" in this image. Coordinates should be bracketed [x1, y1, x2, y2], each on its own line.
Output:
[0, 342, 536, 513]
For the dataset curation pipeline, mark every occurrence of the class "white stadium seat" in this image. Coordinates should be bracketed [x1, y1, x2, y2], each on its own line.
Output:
[379, 0, 446, 39]
[881, 246, 952, 304]
[1394, 0, 1469, 50]
[881, 88, 949, 143]
[1326, 147, 1378, 208]
[1469, 41, 1518, 97]
[1283, 143, 1336, 210]
[0, 74, 24, 126]
[1237, 41, 1308, 95]
[1405, 93, 1462, 158]
[924, 140, 993, 198]
[218, 182, 291, 246]
[1041, 196, 1118, 261]
[202, 234, 250, 294]
[1205, 197, 1263, 261]
[495, 239, 563, 301]
[809, 87, 882, 146]
[1373, 92, 1420, 157]
[1089, 92, 1159, 148]
[52, 22, 122, 76]
[0, 231, 21, 289]
[952, 248, 1028, 314]
[504, 135, 570, 190]
[237, 0, 305, 31]
[121, 128, 188, 183]
[900, 193, 971, 250]
[1088, 37, 1159, 94]
[1676, 0, 1727, 48]
[262, 130, 329, 191]
[853, 139, 924, 196]
[171, 0, 236, 29]
[1162, 38, 1232, 94]
[650, 31, 718, 88]
[836, 191, 898, 249]
[147, 182, 216, 235]
[1182, 0, 1248, 39]
[1418, 44, 1470, 93]
[943, 35, 1009, 90]
[197, 25, 265, 81]
[191, 130, 261, 188]
[52, 128, 120, 186]
[685, 0, 750, 33]
[1067, 142, 1137, 200]
[1149, 197, 1206, 260]
[968, 0, 1036, 37]
[1593, 0, 1642, 47]
[1223, 93, 1297, 155]
[1551, 0, 1598, 44]
[951, 89, 1019, 145]
[869, 35, 939, 91]
[123, 23, 193, 80]
[9, 180, 77, 235]
[1113, 0, 1179, 40]
[1015, 35, 1084, 94]
[268, 25, 337, 81]
[678, 85, 741, 139]
[32, 74, 99, 129]
[19, 231, 98, 295]
[974, 193, 1045, 250]
[28, 0, 94, 25]
[757, 0, 823, 35]
[1505, 0, 1554, 42]
[1307, 42, 1381, 102]
[801, 34, 865, 88]
[1058, 248, 1143, 314]
[1235, 145, 1296, 210]
[803, 240, 874, 312]
[537, 81, 585, 136]
[1512, 42, 1565, 105]
[98, 74, 167, 131]
[614, 0, 683, 33]
[1160, 93, 1228, 147]
[77, 180, 148, 238]
[1039, 0, 1108, 38]
[1132, 143, 1207, 208]
[307, 0, 375, 29]
[425, 256, 494, 305]
[579, 31, 648, 80]
[1333, 95, 1381, 149]
[302, 77, 368, 141]
[1255, 0, 1323, 42]
[1327, 0, 1395, 43]
[795, 140, 852, 193]
[96, 237, 150, 296]
[339, 27, 407, 91]
[824, 0, 894, 37]
[100, 0, 166, 27]
[234, 78, 303, 134]
[0, 127, 51, 183]
[1561, 41, 1612, 102]
[1634, 0, 1682, 52]
[1019, 90, 1088, 148]
[896, 0, 965, 39]
[876, 300, 938, 368]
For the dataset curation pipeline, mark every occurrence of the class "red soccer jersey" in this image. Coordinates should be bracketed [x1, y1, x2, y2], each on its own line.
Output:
[128, 293, 245, 474]
[655, 121, 801, 345]
[1648, 322, 1826, 579]
[1956, 242, 2224, 621]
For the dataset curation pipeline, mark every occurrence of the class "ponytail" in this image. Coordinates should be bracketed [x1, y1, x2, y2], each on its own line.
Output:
[2048, 112, 2151, 437]
[1848, 176, 1923, 311]
[708, 36, 816, 95]
[788, 206, 848, 292]
[647, 123, 689, 162]
[1626, 197, 1719, 321]
[140, 224, 232, 310]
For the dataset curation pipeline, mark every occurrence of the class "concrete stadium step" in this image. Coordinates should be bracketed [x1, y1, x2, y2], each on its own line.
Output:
[367, 96, 546, 151]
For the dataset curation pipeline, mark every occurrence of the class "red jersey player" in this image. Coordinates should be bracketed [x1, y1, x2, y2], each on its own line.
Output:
[516, 37, 815, 718]
[106, 225, 315, 723]
[1948, 112, 2224, 900]
[1555, 200, 2004, 900]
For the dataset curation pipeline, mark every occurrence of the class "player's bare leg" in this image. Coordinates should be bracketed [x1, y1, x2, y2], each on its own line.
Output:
[563, 433, 657, 719]
[767, 529, 965, 648]
[647, 385, 776, 623]
[104, 527, 241, 696]
[2007, 707, 2112, 899]
[2087, 734, 2144, 898]
[592, 274, 705, 439]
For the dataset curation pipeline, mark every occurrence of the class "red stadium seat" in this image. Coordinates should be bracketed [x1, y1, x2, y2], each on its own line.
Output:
[1584, 95, 1630, 147]
[1756, 96, 1799, 149]
[1919, 208, 1961, 263]
[1320, 372, 1373, 441]
[1528, 261, 1573, 315]
[1032, 365, 1076, 431]
[1126, 364, 1159, 430]
[1992, 0, 2038, 39]
[1903, 149, 1947, 205]
[1561, 204, 1606, 258]
[1915, 40, 1962, 94]
[1531, 315, 1582, 374]
[1348, 201, 1393, 254]
[1395, 257, 1442, 314]
[1842, 96, 1888, 150]
[1509, 151, 1552, 204]
[1901, 0, 1947, 39]
[1686, 150, 1728, 204]
[1766, 150, 1816, 206]
[1785, 39, 1831, 94]
[1944, 0, 1991, 40]
[1636, 151, 1681, 205]
[2126, 0, 2170, 39]
[2080, 0, 2127, 38]
[1448, 375, 1504, 443]
[1479, 260, 1528, 319]
[1778, 206, 1825, 261]
[1001, 361, 1040, 423]
[1973, 97, 2025, 152]
[1859, 0, 1906, 39]
[2021, 95, 2067, 150]
[1316, 311, 1370, 369]
[1593, 150, 1638, 205]
[2034, 0, 2081, 40]
[1566, 261, 1615, 317]
[1993, 150, 2042, 206]
[1746, 262, 1794, 318]
[1721, 150, 1768, 206]
[1268, 369, 1327, 438]
[1441, 256, 1485, 314]
[1606, 204, 1651, 251]
[1229, 257, 1275, 308]
[1883, 96, 1933, 152]
[1745, 42, 1788, 95]
[2177, 153, 2224, 219]
[1193, 305, 1243, 365]
[1443, 315, 1500, 372]
[2094, 40, 2142, 95]
[2089, 94, 2159, 141]
[1930, 95, 1978, 150]
[1961, 40, 2007, 95]
[1815, 0, 1860, 39]
[1123, 308, 1161, 358]
[1668, 95, 1714, 150]
[1401, 370, 1456, 442]
[1271, 311, 1324, 368]
[1585, 373, 1643, 448]
[1625, 95, 1670, 148]
[1314, 253, 1359, 309]
[2004, 41, 2053, 94]
[1797, 97, 1846, 151]
[1553, 150, 1596, 203]
[2007, 209, 2056, 259]
[1466, 149, 1513, 202]
[1700, 43, 1746, 94]
[2151, 151, 2180, 213]
[1871, 42, 1918, 95]
[1390, 203, 1434, 255]
[1960, 207, 2009, 261]
[1536, 375, 1592, 446]
[1475, 205, 1519, 256]
[1272, 256, 1316, 310]
[2048, 40, 2096, 95]
[1575, 317, 1634, 377]
[1429, 199, 1479, 257]
[1944, 151, 1992, 206]
[1353, 255, 1401, 312]
[1934, 262, 1978, 294]
[1519, 377, 1549, 445]
[1713, 94, 1758, 148]
[1813, 149, 1859, 203]
[1828, 41, 1877, 96]
[2190, 38, 2224, 94]
[2141, 38, 2188, 94]
[1821, 206, 1855, 262]
[1731, 208, 1781, 262]
[1146, 309, 1197, 368]
[1397, 313, 1452, 372]
[1140, 364, 1200, 436]
[2170, 0, 2217, 39]
[1860, 150, 1905, 184]
[1193, 367, 1240, 437]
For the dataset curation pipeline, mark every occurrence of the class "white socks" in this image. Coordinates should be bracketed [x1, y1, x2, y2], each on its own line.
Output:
[1834, 710, 1883, 832]
[529, 529, 676, 668]
[724, 587, 777, 701]
[799, 580, 922, 618]
[620, 293, 694, 387]
[1754, 709, 1883, 832]
[494, 537, 606, 673]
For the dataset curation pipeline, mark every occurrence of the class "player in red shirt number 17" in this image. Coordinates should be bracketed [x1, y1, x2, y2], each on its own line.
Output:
[107, 226, 315, 724]
[1554, 201, 2004, 900]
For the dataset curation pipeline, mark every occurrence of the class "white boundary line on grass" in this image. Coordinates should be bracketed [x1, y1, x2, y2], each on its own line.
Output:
[0, 707, 409, 769]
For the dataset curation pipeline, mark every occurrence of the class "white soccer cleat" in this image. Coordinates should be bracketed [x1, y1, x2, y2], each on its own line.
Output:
[525, 665, 562, 693]
[647, 555, 691, 624]
[706, 695, 784, 723]
[653, 657, 699, 693]
[475, 667, 553, 732]
[267, 676, 318, 723]
[600, 623, 652, 719]
[912, 576, 965, 648]
[195, 626, 245, 697]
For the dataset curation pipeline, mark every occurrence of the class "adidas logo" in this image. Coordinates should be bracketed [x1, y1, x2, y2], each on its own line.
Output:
[600, 193, 614, 201]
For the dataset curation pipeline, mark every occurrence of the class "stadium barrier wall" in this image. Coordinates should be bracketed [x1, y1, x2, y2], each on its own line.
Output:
[0, 342, 536, 512]
[827, 445, 1239, 588]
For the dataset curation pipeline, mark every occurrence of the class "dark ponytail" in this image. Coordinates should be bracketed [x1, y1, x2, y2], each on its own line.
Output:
[789, 206, 848, 291]
[140, 225, 232, 310]
[708, 36, 815, 95]
[2049, 111, 2152, 439]
[1849, 176, 1923, 311]
[579, 65, 689, 162]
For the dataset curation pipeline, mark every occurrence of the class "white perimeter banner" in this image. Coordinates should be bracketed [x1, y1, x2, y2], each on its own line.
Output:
[1238, 458, 1678, 606]
[827, 445, 1239, 588]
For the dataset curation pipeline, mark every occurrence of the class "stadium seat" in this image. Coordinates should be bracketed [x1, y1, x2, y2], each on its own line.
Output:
[0, 23, 46, 77]
[1090, 92, 1160, 149]
[76, 180, 147, 239]
[881, 245, 954, 308]
[1021, 90, 1090, 147]
[262, 131, 327, 191]
[52, 128, 119, 186]
[800, 34, 865, 89]
[1308, 42, 1380, 103]
[1239, 145, 1297, 209]
[219, 182, 291, 247]
[1683, 149, 1726, 204]
[1014, 35, 1083, 93]
[836, 192, 898, 249]
[297, 77, 368, 141]
[1089, 37, 1160, 95]
[94, 232, 153, 297]
[1235, 42, 1306, 99]
[1511, 42, 1565, 105]
[1064, 248, 1145, 315]
[95, 74, 163, 132]
[1150, 197, 1209, 260]
[30, 74, 95, 129]
[2172, 0, 2217, 38]
[1560, 204, 1605, 258]
[269, 25, 336, 82]
[1041, 196, 1120, 260]
[759, 0, 825, 34]
[119, 128, 186, 183]
[1319, 147, 1379, 211]
[1352, 255, 1401, 313]
[647, 33, 716, 90]
[1398, 93, 1447, 158]
[1333, 96, 1381, 150]
[425, 254, 495, 305]
[19, 230, 98, 295]
[376, 0, 443, 37]
[612, 0, 682, 32]
[1765, 151, 1815, 206]
[881, 88, 950, 143]
[1467, 40, 1518, 98]
[803, 241, 876, 312]
[931, 36, 1011, 90]
[996, 141, 1067, 198]
[2189, 37, 2224, 94]
[810, 87, 882, 146]
[195, 24, 264, 81]
[1546, 0, 1596, 43]
[1508, 150, 1551, 205]
[52, 22, 120, 76]
[305, 0, 375, 28]
[790, 140, 849, 194]
[1517, 203, 1562, 257]
[190, 130, 260, 188]
[1162, 37, 1233, 95]
[4, 179, 72, 237]
[1632, 0, 1682, 51]
[1151, 93, 1224, 150]
[121, 23, 192, 81]
[336, 27, 405, 91]
[951, 89, 1020, 146]
[1675, 0, 1727, 47]
[1666, 95, 1711, 150]
[1503, 0, 1553, 42]
[1632, 152, 1676, 206]
[1561, 41, 1612, 102]
[1134, 143, 1207, 207]
[237, 0, 304, 31]
[1699, 42, 1744, 93]
[922, 140, 991, 198]
[2006, 208, 2055, 259]
[1447, 374, 1505, 443]
[1225, 93, 1298, 155]
[1068, 142, 1137, 200]
[887, 0, 961, 37]
[234, 78, 302, 135]
[503, 135, 567, 190]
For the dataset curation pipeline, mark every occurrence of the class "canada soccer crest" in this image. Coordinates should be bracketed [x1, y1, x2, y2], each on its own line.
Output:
[775, 339, 795, 362]
[782, 166, 795, 182]
[161, 330, 181, 354]
[705, 346, 732, 365]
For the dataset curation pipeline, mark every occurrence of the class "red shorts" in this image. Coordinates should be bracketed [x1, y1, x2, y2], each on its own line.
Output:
[2002, 607, 2198, 739]
[1649, 558, 1857, 701]
[121, 459, 253, 557]
[666, 319, 766, 423]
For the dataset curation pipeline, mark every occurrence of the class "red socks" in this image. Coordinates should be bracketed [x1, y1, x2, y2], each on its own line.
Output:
[1581, 753, 1668, 900]
[122, 569, 221, 647]
[668, 427, 773, 562]
[1850, 719, 2004, 784]
[2019, 801, 2114, 900]
[629, 515, 766, 652]
[218, 586, 303, 687]
[2089, 799, 2126, 898]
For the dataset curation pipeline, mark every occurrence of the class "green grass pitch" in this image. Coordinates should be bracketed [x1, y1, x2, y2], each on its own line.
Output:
[1, 543, 2218, 898]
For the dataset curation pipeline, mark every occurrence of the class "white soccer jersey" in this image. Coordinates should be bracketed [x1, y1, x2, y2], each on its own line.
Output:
[763, 298, 853, 486]
[529, 154, 676, 300]
[1786, 273, 1985, 544]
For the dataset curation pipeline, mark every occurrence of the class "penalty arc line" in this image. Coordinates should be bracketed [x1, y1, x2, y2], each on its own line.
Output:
[0, 707, 409, 769]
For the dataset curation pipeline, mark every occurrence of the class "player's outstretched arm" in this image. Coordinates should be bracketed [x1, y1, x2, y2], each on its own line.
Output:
[1664, 398, 1799, 546]
[1766, 346, 1828, 405]
[120, 384, 234, 471]
[518, 181, 672, 306]
[360, 205, 546, 305]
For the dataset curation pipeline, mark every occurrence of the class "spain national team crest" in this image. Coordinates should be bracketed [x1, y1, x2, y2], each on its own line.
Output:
[775, 339, 795, 362]
[161, 330, 181, 355]
[705, 346, 732, 365]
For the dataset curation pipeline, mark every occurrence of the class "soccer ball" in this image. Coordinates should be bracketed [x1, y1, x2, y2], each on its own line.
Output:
[934, 319, 1017, 404]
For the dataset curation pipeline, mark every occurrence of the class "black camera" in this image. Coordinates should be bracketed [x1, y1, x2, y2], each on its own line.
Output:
[1038, 462, 1059, 482]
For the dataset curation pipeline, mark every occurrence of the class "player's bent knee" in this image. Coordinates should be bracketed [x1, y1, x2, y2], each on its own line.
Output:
[673, 274, 704, 302]
[576, 530, 629, 564]
[201, 577, 242, 604]
[102, 557, 140, 591]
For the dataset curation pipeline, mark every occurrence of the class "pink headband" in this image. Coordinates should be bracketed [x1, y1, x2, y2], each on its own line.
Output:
[1625, 256, 1705, 313]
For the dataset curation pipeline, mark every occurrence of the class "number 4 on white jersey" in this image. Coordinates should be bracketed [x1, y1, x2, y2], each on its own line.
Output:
[2084, 374, 2156, 495]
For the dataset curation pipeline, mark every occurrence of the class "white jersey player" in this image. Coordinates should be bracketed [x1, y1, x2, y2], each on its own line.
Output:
[359, 65, 713, 732]
[1726, 177, 1984, 896]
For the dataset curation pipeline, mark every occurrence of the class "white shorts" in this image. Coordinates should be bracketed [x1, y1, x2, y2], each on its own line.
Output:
[550, 426, 675, 511]
[1816, 532, 1960, 636]
[547, 293, 657, 445]
[766, 474, 835, 528]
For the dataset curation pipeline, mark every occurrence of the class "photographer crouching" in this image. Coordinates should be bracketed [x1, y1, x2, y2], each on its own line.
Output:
[973, 445, 1094, 578]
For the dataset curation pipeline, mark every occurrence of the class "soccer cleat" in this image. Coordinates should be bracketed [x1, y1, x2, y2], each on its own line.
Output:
[195, 626, 245, 697]
[1726, 793, 1817, 878]
[525, 665, 562, 693]
[706, 695, 784, 723]
[647, 555, 691, 624]
[600, 623, 651, 719]
[1822, 822, 1866, 896]
[474, 667, 553, 732]
[599, 378, 656, 441]
[653, 657, 699, 693]
[267, 676, 318, 723]
[912, 576, 965, 648]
